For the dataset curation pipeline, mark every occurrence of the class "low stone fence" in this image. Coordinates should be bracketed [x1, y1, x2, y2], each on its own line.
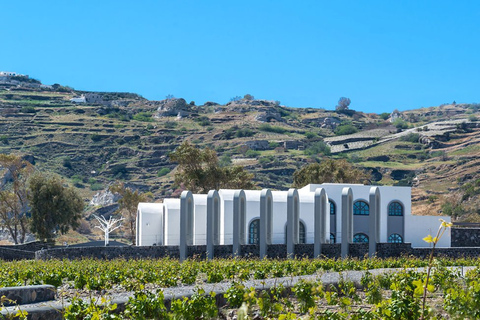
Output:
[34, 243, 412, 260]
[451, 227, 480, 247]
[0, 241, 54, 252]
[0, 247, 35, 261]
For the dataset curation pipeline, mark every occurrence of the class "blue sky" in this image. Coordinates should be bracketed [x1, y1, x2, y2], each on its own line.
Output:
[1, 1, 479, 113]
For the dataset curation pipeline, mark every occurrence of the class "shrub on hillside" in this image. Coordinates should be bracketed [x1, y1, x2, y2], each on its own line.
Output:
[335, 124, 358, 136]
[400, 133, 420, 143]
[304, 141, 331, 156]
[259, 124, 287, 134]
[20, 106, 36, 113]
[133, 112, 153, 122]
[158, 168, 171, 177]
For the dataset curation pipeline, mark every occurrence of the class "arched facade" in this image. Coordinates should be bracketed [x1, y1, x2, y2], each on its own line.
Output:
[387, 200, 405, 243]
[248, 218, 260, 244]
[329, 199, 337, 243]
[284, 220, 306, 244]
[353, 200, 369, 215]
[330, 233, 336, 244]
[353, 200, 370, 242]
[353, 233, 369, 243]
[137, 183, 452, 253]
[388, 233, 403, 243]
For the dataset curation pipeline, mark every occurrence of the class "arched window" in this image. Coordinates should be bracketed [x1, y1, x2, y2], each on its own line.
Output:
[330, 233, 336, 244]
[299, 221, 306, 244]
[284, 221, 306, 244]
[329, 200, 336, 215]
[388, 202, 404, 216]
[248, 219, 259, 244]
[388, 234, 403, 243]
[353, 233, 369, 243]
[354, 201, 369, 215]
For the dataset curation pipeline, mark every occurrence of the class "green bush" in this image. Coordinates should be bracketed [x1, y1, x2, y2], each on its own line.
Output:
[335, 124, 358, 136]
[63, 157, 72, 169]
[393, 118, 409, 130]
[259, 124, 287, 134]
[0, 135, 8, 145]
[133, 112, 153, 122]
[379, 112, 390, 120]
[304, 141, 331, 156]
[245, 149, 260, 158]
[305, 132, 317, 139]
[90, 183, 104, 191]
[20, 106, 36, 113]
[400, 133, 420, 143]
[158, 168, 171, 177]
[90, 134, 103, 142]
[164, 121, 177, 129]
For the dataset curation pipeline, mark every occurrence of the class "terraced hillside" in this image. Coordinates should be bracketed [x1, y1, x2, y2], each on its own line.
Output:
[1, 84, 480, 223]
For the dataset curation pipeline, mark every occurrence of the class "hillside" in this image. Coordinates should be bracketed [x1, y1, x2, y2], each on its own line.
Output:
[1, 78, 480, 226]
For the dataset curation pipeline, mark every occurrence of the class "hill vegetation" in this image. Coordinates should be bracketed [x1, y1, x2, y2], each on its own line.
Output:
[1, 77, 480, 244]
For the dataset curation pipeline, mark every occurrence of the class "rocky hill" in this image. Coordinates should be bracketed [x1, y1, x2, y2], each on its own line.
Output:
[1, 79, 480, 225]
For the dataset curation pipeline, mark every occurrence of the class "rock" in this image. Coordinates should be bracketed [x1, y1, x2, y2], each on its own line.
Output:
[203, 101, 219, 107]
[255, 107, 284, 123]
[153, 98, 193, 118]
[90, 190, 120, 206]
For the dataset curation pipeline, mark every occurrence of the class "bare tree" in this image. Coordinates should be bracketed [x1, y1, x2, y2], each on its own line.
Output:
[93, 214, 124, 246]
[336, 97, 351, 111]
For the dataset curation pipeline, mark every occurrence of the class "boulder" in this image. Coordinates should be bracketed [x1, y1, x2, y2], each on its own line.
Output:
[90, 189, 121, 206]
[154, 98, 193, 118]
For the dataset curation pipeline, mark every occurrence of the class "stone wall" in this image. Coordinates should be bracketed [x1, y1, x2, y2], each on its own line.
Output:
[34, 243, 426, 260]
[411, 247, 480, 259]
[0, 247, 35, 261]
[451, 227, 480, 247]
[0, 241, 54, 252]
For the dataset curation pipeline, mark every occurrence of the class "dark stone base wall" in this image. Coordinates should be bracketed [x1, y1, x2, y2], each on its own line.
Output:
[451, 228, 480, 247]
[411, 247, 480, 259]
[0, 241, 54, 252]
[0, 247, 35, 261]
[33, 243, 461, 261]
[376, 243, 413, 258]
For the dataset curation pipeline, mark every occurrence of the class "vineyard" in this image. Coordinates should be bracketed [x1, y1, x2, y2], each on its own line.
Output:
[1, 257, 480, 319]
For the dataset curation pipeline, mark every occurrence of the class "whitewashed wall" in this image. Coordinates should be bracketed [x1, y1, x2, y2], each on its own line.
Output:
[193, 194, 207, 245]
[219, 189, 236, 245]
[245, 190, 261, 244]
[164, 199, 180, 245]
[137, 183, 450, 249]
[271, 191, 288, 244]
[137, 203, 163, 246]
[405, 215, 451, 248]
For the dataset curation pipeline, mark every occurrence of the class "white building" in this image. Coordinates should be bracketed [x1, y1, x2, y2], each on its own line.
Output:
[70, 95, 86, 103]
[136, 184, 450, 252]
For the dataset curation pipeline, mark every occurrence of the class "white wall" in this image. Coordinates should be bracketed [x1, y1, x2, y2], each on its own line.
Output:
[300, 184, 413, 245]
[137, 183, 451, 249]
[245, 190, 261, 244]
[193, 194, 207, 245]
[219, 190, 236, 245]
[164, 199, 180, 245]
[271, 191, 288, 243]
[405, 215, 451, 248]
[137, 203, 163, 246]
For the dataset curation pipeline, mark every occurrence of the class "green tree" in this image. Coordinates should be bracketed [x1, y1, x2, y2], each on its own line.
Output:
[109, 182, 150, 244]
[0, 154, 33, 244]
[292, 159, 370, 188]
[29, 173, 84, 242]
[169, 141, 255, 193]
